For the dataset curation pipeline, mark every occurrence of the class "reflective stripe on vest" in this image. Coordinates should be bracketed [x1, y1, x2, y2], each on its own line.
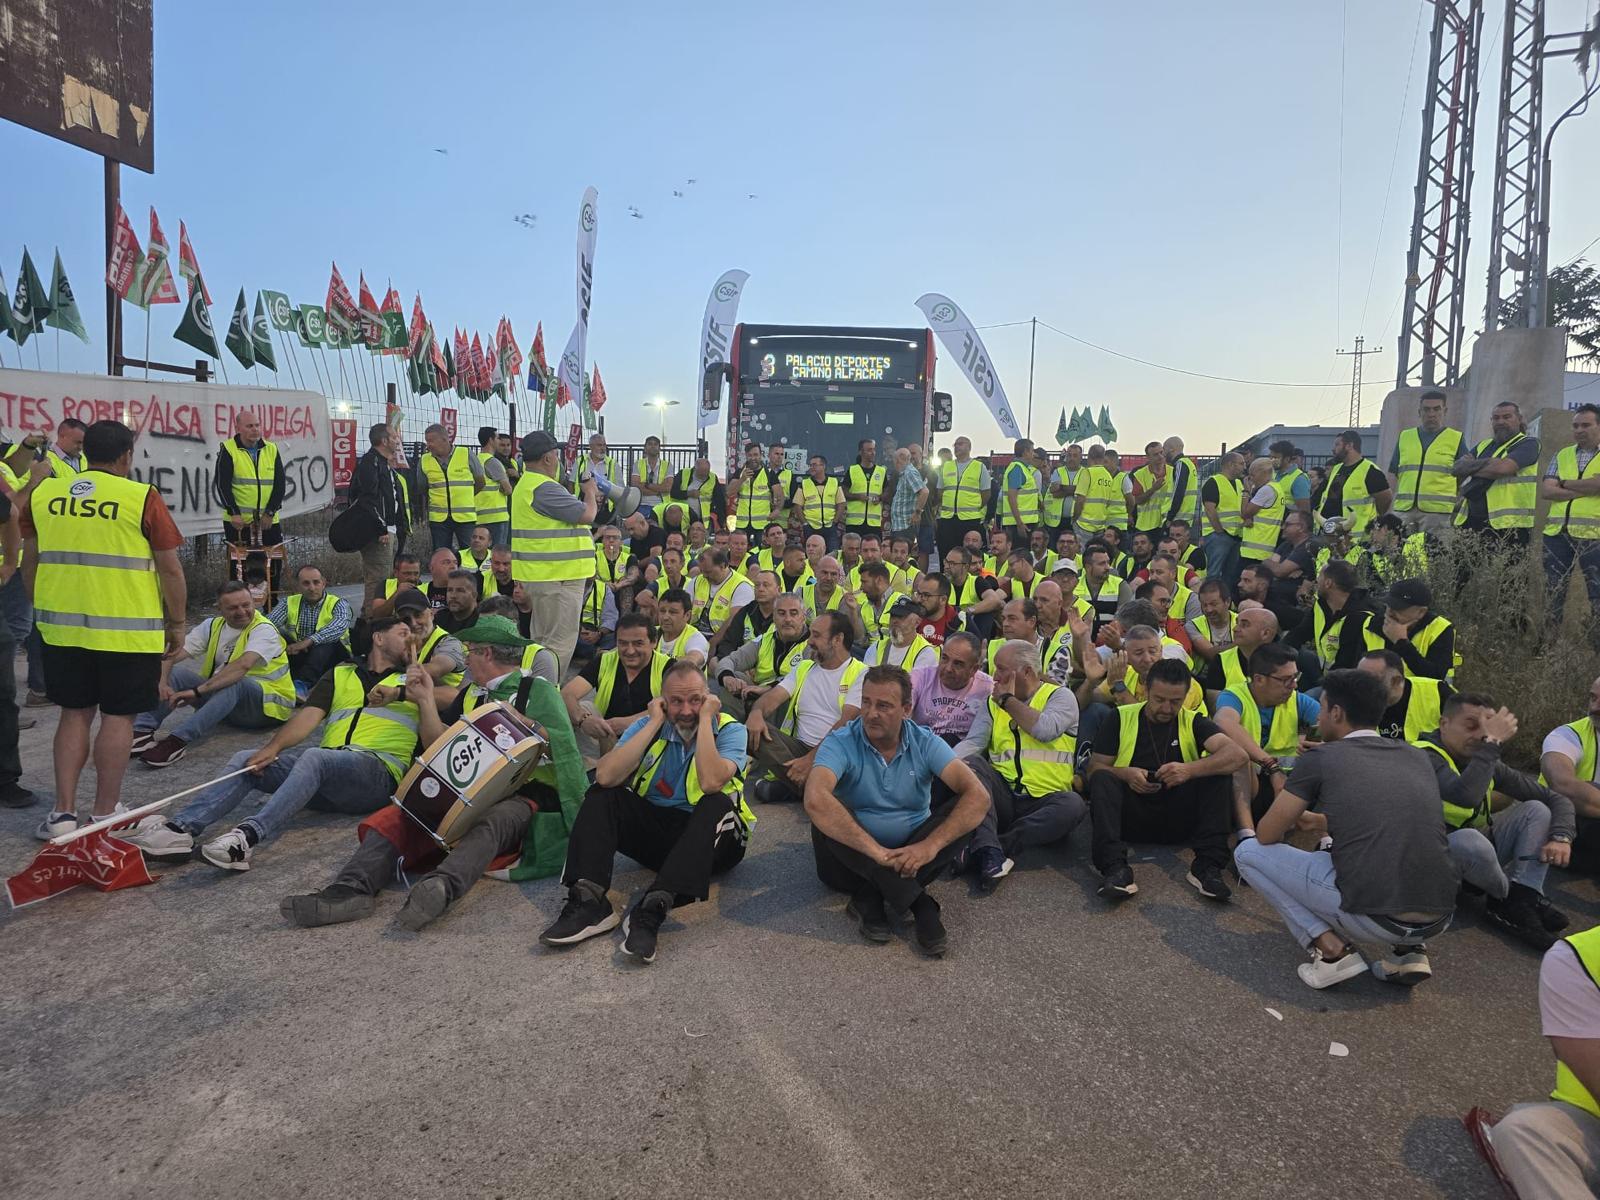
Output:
[320, 665, 420, 783]
[200, 611, 296, 721]
[586, 549, 628, 624]
[1000, 464, 1040, 527]
[1112, 703, 1202, 767]
[988, 681, 1076, 797]
[693, 570, 749, 629]
[873, 635, 937, 671]
[1239, 480, 1285, 561]
[32, 471, 164, 653]
[1394, 427, 1463, 513]
[938, 460, 987, 520]
[286, 592, 350, 651]
[1131, 465, 1173, 532]
[1042, 467, 1078, 525]
[222, 438, 280, 521]
[594, 650, 670, 717]
[629, 711, 756, 833]
[510, 469, 596, 583]
[1209, 474, 1244, 536]
[476, 451, 509, 523]
[755, 633, 807, 685]
[798, 477, 841, 528]
[845, 464, 887, 527]
[1323, 457, 1385, 533]
[1543, 445, 1600, 539]
[1222, 683, 1301, 762]
[734, 468, 776, 530]
[421, 446, 477, 524]
[1412, 737, 1489, 830]
[1454, 434, 1538, 530]
[783, 658, 865, 737]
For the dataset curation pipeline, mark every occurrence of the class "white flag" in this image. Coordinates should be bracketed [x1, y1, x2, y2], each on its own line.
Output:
[914, 292, 1021, 440]
[560, 187, 599, 428]
[698, 269, 749, 431]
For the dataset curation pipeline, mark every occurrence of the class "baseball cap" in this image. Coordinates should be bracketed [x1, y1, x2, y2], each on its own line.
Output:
[889, 596, 921, 619]
[392, 589, 429, 613]
[1386, 578, 1432, 610]
[521, 430, 559, 461]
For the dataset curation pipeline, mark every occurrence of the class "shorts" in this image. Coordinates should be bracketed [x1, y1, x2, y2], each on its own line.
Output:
[42, 641, 162, 715]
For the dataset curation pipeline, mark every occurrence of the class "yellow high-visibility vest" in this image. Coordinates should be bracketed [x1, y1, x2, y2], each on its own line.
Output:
[509, 469, 595, 583]
[938, 459, 987, 521]
[1551, 925, 1600, 1118]
[1543, 444, 1600, 540]
[320, 664, 419, 783]
[988, 682, 1076, 797]
[1239, 480, 1286, 561]
[220, 438, 280, 523]
[476, 450, 509, 524]
[421, 446, 477, 524]
[1322, 457, 1386, 533]
[999, 462, 1041, 527]
[1393, 427, 1463, 513]
[199, 611, 295, 722]
[845, 464, 887, 527]
[1208, 473, 1244, 536]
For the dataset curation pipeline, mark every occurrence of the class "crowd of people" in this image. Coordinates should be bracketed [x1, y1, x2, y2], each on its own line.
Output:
[6, 395, 1600, 1195]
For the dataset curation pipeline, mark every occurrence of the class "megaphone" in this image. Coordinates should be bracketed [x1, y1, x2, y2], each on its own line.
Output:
[580, 462, 641, 520]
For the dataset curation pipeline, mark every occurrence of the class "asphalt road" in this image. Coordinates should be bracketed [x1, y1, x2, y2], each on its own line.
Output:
[0, 689, 1585, 1199]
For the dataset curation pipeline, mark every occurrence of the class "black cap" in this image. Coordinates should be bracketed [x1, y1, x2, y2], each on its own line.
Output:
[392, 589, 429, 613]
[889, 596, 921, 619]
[521, 430, 559, 461]
[1387, 578, 1431, 610]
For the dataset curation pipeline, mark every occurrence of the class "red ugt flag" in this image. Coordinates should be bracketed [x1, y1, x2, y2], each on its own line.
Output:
[326, 263, 361, 338]
[140, 209, 180, 306]
[5, 831, 156, 908]
[590, 364, 608, 413]
[407, 294, 427, 360]
[357, 273, 385, 345]
[106, 203, 144, 301]
[177, 221, 211, 306]
[529, 321, 550, 390]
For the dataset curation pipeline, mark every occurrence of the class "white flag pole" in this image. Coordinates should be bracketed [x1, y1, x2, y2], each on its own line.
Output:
[49, 767, 257, 845]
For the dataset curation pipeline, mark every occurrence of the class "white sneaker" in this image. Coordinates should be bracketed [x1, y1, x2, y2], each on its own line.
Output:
[200, 828, 253, 872]
[1370, 948, 1433, 987]
[34, 811, 77, 841]
[117, 815, 195, 861]
[1296, 947, 1369, 990]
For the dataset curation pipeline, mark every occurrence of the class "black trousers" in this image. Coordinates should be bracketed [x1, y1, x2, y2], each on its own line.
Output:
[333, 798, 533, 904]
[811, 791, 965, 911]
[287, 639, 349, 684]
[936, 517, 979, 563]
[1087, 770, 1231, 872]
[563, 784, 746, 903]
[0, 628, 20, 789]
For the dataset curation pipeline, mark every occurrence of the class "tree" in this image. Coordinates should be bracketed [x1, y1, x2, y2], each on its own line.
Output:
[1499, 259, 1600, 365]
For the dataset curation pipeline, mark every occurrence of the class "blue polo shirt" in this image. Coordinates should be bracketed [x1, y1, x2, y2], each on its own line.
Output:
[617, 716, 749, 811]
[814, 717, 955, 848]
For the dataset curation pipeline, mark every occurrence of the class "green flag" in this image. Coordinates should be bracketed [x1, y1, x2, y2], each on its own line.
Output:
[1055, 408, 1069, 447]
[324, 314, 349, 351]
[225, 289, 255, 368]
[251, 293, 277, 371]
[542, 389, 557, 433]
[299, 304, 328, 346]
[261, 290, 296, 332]
[1073, 406, 1094, 440]
[45, 250, 88, 342]
[0, 267, 18, 346]
[379, 310, 407, 351]
[173, 280, 220, 358]
[10, 250, 47, 346]
[1096, 405, 1117, 443]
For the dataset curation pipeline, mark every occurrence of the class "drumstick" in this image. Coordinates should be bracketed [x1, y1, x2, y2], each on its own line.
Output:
[48, 766, 256, 846]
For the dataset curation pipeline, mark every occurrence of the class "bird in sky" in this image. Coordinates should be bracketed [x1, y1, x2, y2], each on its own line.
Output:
[512, 213, 537, 229]
[672, 189, 684, 198]
[628, 206, 644, 219]
[747, 193, 758, 200]
[686, 178, 697, 185]
[433, 148, 448, 155]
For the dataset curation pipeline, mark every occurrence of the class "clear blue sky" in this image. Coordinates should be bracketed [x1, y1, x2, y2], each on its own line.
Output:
[3, 0, 1597, 456]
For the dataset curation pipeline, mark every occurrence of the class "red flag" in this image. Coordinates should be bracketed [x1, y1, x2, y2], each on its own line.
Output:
[454, 328, 471, 390]
[530, 321, 549, 382]
[141, 209, 180, 306]
[556, 378, 572, 409]
[326, 263, 360, 336]
[380, 285, 402, 315]
[106, 203, 144, 302]
[429, 324, 450, 387]
[470, 332, 489, 392]
[357, 273, 384, 344]
[590, 364, 608, 413]
[176, 221, 211, 306]
[5, 832, 156, 908]
[408, 295, 427, 360]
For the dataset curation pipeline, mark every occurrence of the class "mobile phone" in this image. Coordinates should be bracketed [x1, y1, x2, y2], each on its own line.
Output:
[1145, 769, 1159, 785]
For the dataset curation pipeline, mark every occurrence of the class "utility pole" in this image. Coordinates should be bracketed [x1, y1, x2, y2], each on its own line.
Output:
[1026, 316, 1037, 441]
[1336, 336, 1382, 427]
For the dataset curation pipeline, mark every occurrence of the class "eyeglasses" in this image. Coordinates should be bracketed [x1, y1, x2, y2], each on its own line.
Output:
[1264, 671, 1301, 685]
[915, 589, 940, 599]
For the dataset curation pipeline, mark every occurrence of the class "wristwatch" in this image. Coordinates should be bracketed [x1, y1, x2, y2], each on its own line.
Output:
[1110, 680, 1128, 694]
[1552, 834, 1572, 844]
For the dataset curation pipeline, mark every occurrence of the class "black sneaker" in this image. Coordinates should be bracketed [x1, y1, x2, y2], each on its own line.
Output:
[910, 894, 948, 957]
[1186, 861, 1232, 902]
[538, 880, 620, 947]
[1485, 894, 1558, 952]
[279, 884, 376, 928]
[1534, 894, 1571, 934]
[1097, 862, 1138, 899]
[0, 783, 37, 809]
[621, 890, 671, 964]
[845, 892, 892, 943]
[974, 846, 1014, 895]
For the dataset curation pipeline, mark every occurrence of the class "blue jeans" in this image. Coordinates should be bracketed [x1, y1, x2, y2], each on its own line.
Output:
[1544, 534, 1600, 624]
[1234, 838, 1452, 950]
[430, 521, 476, 553]
[1203, 531, 1242, 593]
[1076, 702, 1114, 770]
[1447, 802, 1552, 898]
[478, 520, 509, 549]
[0, 571, 31, 644]
[171, 743, 394, 844]
[136, 661, 277, 743]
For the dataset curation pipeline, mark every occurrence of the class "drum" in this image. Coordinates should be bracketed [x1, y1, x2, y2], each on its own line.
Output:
[390, 701, 547, 849]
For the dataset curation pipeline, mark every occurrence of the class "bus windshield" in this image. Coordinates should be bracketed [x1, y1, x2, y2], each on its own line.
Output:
[739, 387, 928, 470]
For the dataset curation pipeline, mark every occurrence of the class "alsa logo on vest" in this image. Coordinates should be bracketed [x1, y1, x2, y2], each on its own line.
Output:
[49, 478, 121, 520]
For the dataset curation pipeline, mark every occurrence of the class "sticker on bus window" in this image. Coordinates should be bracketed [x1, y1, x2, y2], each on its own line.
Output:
[784, 447, 807, 472]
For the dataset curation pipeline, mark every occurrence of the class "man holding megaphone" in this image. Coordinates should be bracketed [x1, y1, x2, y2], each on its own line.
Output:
[512, 432, 600, 677]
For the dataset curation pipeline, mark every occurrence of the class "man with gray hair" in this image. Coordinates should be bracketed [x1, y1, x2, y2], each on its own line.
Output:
[511, 430, 598, 676]
[954, 639, 1085, 891]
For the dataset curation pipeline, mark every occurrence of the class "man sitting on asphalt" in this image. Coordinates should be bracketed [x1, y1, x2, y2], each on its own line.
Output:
[713, 590, 810, 719]
[1360, 577, 1456, 682]
[476, 595, 560, 686]
[745, 612, 864, 802]
[690, 546, 752, 653]
[389, 589, 465, 688]
[909, 631, 993, 746]
[539, 661, 752, 964]
[562, 612, 670, 761]
[954, 639, 1086, 891]
[1283, 559, 1376, 678]
[865, 596, 940, 671]
[1356, 648, 1452, 742]
[655, 587, 710, 667]
[1542, 675, 1600, 863]
[1233, 668, 1459, 990]
[805, 665, 989, 957]
[435, 569, 481, 634]
[121, 615, 420, 873]
[1213, 641, 1320, 828]
[1086, 658, 1246, 902]
[1195, 603, 1279, 702]
[1415, 693, 1573, 951]
[131, 580, 294, 769]
[267, 564, 353, 690]
[280, 616, 574, 932]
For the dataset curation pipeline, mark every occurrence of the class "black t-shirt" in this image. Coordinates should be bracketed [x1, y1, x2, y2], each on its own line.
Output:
[1092, 709, 1223, 772]
[1267, 538, 1315, 607]
[1377, 678, 1456, 740]
[435, 606, 477, 634]
[425, 582, 448, 611]
[629, 523, 667, 560]
[305, 662, 399, 714]
[1316, 457, 1387, 521]
[579, 652, 668, 719]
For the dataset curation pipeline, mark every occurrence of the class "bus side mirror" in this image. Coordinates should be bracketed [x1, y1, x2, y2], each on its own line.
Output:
[702, 362, 732, 414]
[931, 391, 953, 433]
